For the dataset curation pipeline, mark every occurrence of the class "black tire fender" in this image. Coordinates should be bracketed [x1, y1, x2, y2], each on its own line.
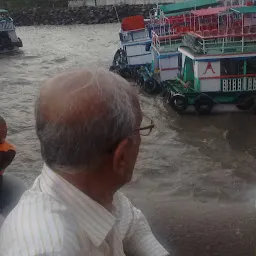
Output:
[169, 94, 188, 113]
[236, 93, 254, 111]
[143, 78, 159, 94]
[194, 94, 214, 114]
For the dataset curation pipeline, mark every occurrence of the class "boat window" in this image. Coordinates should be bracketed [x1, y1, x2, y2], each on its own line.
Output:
[220, 59, 244, 76]
[246, 58, 256, 74]
[145, 43, 151, 52]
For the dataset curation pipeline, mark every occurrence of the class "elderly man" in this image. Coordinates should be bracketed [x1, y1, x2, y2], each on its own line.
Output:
[0, 68, 169, 256]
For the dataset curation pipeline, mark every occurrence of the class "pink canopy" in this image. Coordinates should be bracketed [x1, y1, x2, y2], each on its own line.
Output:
[190, 6, 229, 16]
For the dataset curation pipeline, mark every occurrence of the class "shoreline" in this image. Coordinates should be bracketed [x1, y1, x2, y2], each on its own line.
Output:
[9, 4, 155, 26]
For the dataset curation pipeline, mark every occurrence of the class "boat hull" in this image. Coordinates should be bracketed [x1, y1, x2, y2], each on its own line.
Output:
[0, 45, 21, 53]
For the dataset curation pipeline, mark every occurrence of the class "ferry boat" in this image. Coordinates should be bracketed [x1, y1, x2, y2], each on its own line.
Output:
[0, 9, 23, 53]
[110, 0, 220, 78]
[136, 2, 252, 95]
[165, 5, 256, 114]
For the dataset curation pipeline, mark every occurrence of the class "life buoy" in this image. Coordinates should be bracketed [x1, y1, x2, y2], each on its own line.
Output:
[236, 93, 254, 111]
[169, 94, 188, 113]
[194, 94, 214, 114]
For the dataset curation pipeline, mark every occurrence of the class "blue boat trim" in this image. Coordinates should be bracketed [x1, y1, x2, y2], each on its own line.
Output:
[127, 64, 149, 67]
[127, 53, 152, 58]
[122, 40, 152, 47]
[197, 56, 256, 62]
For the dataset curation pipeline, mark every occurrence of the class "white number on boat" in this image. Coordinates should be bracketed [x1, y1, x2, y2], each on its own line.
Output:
[222, 78, 256, 92]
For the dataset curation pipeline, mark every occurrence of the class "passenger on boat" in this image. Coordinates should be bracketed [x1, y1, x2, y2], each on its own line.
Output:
[0, 116, 15, 213]
[0, 68, 169, 256]
[0, 116, 25, 217]
[0, 116, 16, 177]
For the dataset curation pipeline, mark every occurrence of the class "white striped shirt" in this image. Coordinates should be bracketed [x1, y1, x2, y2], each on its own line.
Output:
[0, 165, 169, 256]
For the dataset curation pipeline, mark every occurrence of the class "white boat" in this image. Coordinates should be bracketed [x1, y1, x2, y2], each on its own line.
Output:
[0, 9, 23, 53]
[110, 15, 152, 77]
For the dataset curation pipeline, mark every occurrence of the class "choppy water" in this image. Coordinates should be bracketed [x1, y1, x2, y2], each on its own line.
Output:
[1, 24, 256, 255]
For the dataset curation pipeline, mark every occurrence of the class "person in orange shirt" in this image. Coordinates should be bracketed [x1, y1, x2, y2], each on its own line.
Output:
[0, 116, 16, 177]
[0, 116, 17, 215]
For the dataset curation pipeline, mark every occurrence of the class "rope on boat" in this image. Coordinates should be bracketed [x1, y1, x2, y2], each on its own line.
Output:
[113, 5, 120, 23]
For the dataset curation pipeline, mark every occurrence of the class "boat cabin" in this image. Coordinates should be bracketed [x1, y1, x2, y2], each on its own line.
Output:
[179, 47, 256, 95]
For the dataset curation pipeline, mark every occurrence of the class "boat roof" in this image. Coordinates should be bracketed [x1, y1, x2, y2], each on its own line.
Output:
[231, 6, 256, 14]
[159, 0, 219, 14]
[191, 6, 229, 16]
[179, 46, 256, 60]
[0, 9, 8, 13]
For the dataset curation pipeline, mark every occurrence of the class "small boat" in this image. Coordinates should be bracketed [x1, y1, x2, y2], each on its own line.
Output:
[165, 5, 256, 114]
[110, 15, 152, 77]
[0, 9, 23, 53]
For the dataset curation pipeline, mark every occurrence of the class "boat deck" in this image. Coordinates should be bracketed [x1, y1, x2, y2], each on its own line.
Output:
[183, 28, 256, 54]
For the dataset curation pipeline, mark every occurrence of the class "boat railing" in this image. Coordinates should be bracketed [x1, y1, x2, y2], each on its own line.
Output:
[0, 19, 15, 31]
[152, 30, 183, 52]
[187, 26, 256, 54]
[119, 28, 150, 43]
[221, 76, 256, 92]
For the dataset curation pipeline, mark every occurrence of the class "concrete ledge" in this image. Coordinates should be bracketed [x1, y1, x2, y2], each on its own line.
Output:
[9, 5, 155, 26]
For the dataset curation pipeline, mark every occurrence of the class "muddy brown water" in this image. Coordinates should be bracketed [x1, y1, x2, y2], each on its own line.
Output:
[1, 24, 256, 255]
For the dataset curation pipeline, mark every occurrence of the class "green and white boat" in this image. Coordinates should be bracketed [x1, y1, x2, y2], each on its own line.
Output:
[165, 5, 256, 114]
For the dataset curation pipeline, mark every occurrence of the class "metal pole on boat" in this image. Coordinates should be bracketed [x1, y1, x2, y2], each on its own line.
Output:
[242, 13, 244, 34]
[113, 5, 120, 23]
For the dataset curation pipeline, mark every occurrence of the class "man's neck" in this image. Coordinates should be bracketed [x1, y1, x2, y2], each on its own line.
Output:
[61, 171, 116, 212]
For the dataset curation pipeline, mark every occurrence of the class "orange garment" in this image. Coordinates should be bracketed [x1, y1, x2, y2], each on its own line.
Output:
[0, 141, 16, 175]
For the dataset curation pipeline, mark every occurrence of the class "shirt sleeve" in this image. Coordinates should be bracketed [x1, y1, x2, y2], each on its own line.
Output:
[122, 198, 170, 256]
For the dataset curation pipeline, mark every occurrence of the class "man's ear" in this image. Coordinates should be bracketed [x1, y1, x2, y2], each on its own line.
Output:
[112, 138, 130, 176]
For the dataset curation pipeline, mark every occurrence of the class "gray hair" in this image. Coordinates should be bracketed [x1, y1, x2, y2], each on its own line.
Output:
[35, 68, 140, 174]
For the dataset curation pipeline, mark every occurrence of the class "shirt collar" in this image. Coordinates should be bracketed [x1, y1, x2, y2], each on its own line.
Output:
[39, 164, 116, 247]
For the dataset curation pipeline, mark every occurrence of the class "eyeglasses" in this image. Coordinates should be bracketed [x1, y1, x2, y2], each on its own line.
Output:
[134, 115, 155, 136]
